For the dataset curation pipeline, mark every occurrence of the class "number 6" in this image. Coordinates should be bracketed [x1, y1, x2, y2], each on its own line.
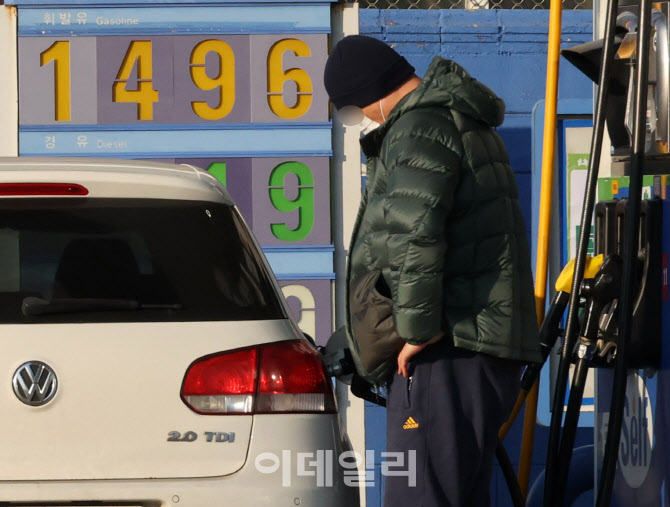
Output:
[267, 39, 313, 119]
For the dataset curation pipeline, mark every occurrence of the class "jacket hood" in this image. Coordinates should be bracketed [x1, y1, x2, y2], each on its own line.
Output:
[362, 57, 505, 152]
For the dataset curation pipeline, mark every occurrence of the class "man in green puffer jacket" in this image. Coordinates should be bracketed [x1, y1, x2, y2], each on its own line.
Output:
[324, 35, 541, 506]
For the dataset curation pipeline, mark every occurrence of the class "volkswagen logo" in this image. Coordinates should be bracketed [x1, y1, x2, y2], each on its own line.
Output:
[12, 361, 58, 406]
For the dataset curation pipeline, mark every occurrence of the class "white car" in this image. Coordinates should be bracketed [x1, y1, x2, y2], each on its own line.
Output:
[0, 157, 358, 506]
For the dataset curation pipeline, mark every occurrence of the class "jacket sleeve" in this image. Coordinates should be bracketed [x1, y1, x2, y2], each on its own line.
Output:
[381, 109, 464, 345]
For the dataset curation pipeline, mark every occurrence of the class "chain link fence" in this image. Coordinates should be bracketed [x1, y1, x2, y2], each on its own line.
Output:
[349, 0, 591, 10]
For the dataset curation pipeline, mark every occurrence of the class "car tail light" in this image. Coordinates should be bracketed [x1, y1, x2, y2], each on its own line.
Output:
[0, 183, 89, 196]
[182, 348, 257, 414]
[257, 340, 335, 413]
[181, 340, 336, 415]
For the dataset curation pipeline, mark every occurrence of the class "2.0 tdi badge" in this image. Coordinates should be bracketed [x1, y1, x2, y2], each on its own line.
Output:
[13, 361, 58, 406]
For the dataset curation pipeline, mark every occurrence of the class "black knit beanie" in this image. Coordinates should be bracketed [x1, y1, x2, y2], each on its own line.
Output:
[324, 35, 416, 110]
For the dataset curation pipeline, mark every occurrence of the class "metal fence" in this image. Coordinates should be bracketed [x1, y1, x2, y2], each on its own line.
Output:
[349, 0, 591, 10]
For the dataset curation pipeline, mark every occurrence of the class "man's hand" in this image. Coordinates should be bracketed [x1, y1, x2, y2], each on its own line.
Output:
[397, 332, 444, 377]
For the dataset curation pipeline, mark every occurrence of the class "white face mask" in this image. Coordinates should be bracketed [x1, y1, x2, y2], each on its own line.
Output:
[338, 105, 381, 135]
[360, 115, 381, 135]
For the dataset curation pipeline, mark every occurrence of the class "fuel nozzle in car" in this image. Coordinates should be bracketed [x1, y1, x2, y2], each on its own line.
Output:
[320, 327, 356, 382]
[320, 326, 387, 406]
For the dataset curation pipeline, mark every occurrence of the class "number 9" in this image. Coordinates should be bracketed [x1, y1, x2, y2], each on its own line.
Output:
[281, 284, 317, 339]
[267, 39, 313, 119]
[190, 40, 236, 120]
[269, 162, 315, 242]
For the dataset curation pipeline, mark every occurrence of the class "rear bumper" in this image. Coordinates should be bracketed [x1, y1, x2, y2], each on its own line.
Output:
[0, 415, 360, 507]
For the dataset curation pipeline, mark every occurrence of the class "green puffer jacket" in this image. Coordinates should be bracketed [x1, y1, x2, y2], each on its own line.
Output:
[346, 56, 541, 376]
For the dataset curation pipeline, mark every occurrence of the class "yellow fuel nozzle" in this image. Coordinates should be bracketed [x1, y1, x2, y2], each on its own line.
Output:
[554, 254, 605, 294]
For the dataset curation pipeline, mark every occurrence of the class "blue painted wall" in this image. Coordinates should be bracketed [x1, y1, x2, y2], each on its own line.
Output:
[360, 9, 594, 507]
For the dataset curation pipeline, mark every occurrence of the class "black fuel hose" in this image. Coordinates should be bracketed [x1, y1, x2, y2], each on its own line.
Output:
[543, 0, 621, 501]
[519, 290, 569, 392]
[554, 348, 591, 505]
[555, 255, 623, 504]
[495, 439, 525, 507]
[596, 0, 652, 501]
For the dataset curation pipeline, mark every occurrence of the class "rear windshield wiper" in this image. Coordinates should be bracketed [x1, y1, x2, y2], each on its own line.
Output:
[22, 297, 183, 317]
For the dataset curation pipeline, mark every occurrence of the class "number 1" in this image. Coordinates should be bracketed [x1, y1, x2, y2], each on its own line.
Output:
[40, 41, 71, 122]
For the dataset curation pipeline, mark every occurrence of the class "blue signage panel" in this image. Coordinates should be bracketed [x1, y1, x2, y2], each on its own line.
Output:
[265, 246, 335, 280]
[17, 6, 331, 36]
[19, 126, 332, 158]
[9, 0, 332, 6]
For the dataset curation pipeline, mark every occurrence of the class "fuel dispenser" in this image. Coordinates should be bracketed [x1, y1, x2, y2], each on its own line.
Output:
[591, 196, 668, 504]
[537, 0, 670, 503]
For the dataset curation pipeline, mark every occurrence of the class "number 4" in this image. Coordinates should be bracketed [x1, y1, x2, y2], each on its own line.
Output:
[113, 41, 159, 121]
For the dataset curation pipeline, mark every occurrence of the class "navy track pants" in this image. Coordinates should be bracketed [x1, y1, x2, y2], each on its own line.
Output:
[384, 341, 521, 507]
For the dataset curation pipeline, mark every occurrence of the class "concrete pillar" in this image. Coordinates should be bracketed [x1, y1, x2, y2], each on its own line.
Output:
[330, 3, 367, 506]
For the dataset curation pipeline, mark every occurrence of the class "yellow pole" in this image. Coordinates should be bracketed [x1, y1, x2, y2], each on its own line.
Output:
[517, 0, 564, 496]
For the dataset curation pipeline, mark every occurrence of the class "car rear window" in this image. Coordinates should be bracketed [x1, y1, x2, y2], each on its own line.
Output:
[0, 198, 286, 323]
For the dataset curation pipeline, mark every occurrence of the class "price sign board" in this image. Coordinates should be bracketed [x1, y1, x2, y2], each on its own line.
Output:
[19, 33, 328, 125]
[14, 1, 335, 343]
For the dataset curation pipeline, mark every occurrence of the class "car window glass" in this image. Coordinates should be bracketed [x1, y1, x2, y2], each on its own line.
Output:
[0, 198, 286, 323]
